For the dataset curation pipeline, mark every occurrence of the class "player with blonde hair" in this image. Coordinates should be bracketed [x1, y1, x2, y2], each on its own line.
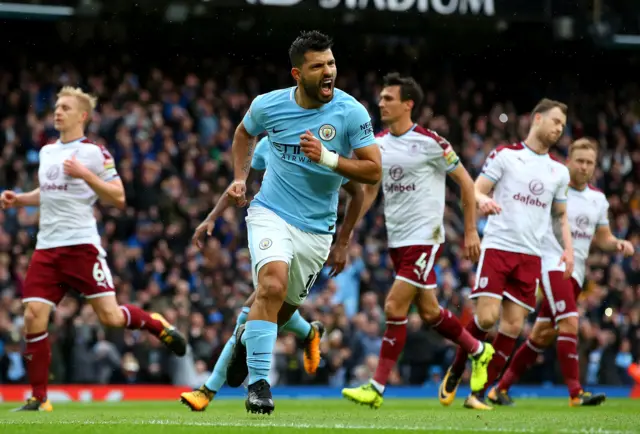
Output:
[1, 87, 187, 412]
[488, 138, 634, 407]
[440, 99, 574, 410]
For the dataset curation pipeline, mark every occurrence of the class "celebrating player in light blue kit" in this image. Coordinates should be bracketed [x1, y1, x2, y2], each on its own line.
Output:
[180, 137, 364, 411]
[225, 31, 381, 415]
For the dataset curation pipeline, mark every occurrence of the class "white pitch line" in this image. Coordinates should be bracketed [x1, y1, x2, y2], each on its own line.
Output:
[0, 419, 634, 434]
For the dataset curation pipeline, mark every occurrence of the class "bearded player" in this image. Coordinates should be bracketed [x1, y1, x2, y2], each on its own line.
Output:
[180, 136, 364, 411]
[439, 99, 574, 410]
[223, 31, 381, 415]
[341, 73, 494, 409]
[488, 137, 634, 407]
[1, 87, 186, 412]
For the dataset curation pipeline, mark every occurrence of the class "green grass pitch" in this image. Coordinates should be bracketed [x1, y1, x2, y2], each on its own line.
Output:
[1, 399, 638, 433]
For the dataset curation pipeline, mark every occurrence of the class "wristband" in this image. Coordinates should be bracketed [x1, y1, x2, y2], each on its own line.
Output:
[319, 145, 339, 170]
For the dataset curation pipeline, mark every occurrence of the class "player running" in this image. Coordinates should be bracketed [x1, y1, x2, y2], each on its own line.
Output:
[223, 31, 381, 415]
[341, 73, 494, 409]
[0, 87, 186, 412]
[180, 136, 364, 411]
[439, 98, 574, 410]
[488, 138, 634, 407]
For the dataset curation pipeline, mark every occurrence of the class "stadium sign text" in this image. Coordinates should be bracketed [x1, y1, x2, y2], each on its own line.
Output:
[247, 0, 495, 15]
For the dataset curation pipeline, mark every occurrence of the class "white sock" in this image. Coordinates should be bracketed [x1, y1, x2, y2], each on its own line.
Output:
[471, 342, 484, 357]
[370, 379, 385, 395]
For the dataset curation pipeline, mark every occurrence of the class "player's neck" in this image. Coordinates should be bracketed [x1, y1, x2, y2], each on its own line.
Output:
[294, 87, 323, 110]
[388, 119, 414, 137]
[569, 180, 587, 191]
[523, 134, 549, 155]
[59, 129, 85, 144]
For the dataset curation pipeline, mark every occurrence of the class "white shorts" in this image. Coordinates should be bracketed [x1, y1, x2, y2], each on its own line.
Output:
[246, 205, 332, 306]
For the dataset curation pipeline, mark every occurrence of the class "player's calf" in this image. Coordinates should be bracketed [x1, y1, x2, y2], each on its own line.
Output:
[91, 297, 186, 356]
[556, 316, 582, 400]
[447, 297, 500, 381]
[476, 304, 526, 398]
[22, 301, 54, 407]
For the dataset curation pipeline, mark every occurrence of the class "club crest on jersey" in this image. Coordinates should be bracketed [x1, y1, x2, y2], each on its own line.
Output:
[46, 165, 60, 181]
[389, 165, 404, 181]
[259, 238, 272, 250]
[528, 179, 545, 196]
[319, 124, 336, 141]
[576, 214, 590, 230]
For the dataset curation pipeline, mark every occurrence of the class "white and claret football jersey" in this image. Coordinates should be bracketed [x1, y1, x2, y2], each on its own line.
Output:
[480, 142, 570, 257]
[377, 125, 460, 248]
[36, 137, 119, 251]
[541, 185, 609, 285]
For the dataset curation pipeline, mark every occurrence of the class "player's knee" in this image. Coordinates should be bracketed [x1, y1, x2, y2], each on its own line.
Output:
[475, 308, 499, 331]
[257, 275, 287, 302]
[531, 323, 556, 347]
[384, 297, 409, 318]
[557, 316, 579, 336]
[498, 316, 524, 337]
[23, 302, 51, 332]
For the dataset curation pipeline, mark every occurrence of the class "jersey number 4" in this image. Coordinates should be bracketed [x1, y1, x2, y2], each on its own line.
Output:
[413, 252, 429, 281]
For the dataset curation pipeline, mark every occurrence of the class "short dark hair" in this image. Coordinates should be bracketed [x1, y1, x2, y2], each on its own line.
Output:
[383, 73, 424, 118]
[532, 98, 568, 116]
[289, 31, 334, 68]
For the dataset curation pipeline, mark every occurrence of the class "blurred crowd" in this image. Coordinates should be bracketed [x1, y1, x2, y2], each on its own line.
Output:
[0, 55, 639, 390]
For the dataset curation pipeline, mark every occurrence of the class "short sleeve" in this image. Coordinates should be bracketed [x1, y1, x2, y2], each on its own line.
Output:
[346, 103, 375, 150]
[242, 95, 266, 136]
[553, 168, 570, 202]
[431, 134, 460, 173]
[93, 145, 119, 182]
[480, 149, 505, 183]
[597, 198, 610, 227]
[251, 137, 269, 171]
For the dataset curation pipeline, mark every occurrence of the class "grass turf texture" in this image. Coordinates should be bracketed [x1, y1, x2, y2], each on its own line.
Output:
[0, 399, 638, 433]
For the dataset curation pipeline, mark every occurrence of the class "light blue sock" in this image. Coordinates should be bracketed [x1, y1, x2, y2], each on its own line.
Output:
[241, 319, 278, 386]
[204, 307, 250, 392]
[280, 310, 312, 340]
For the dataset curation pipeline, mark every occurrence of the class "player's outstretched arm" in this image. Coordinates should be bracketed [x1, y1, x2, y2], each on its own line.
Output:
[594, 224, 635, 256]
[326, 180, 364, 277]
[193, 168, 263, 249]
[448, 164, 481, 262]
[1, 188, 40, 209]
[551, 201, 574, 278]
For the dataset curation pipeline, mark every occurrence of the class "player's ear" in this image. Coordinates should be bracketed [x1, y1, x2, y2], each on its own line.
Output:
[533, 112, 542, 125]
[405, 100, 414, 113]
[291, 67, 301, 82]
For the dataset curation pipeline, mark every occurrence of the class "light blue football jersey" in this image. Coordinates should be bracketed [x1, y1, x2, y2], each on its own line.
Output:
[251, 136, 270, 171]
[242, 86, 375, 234]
